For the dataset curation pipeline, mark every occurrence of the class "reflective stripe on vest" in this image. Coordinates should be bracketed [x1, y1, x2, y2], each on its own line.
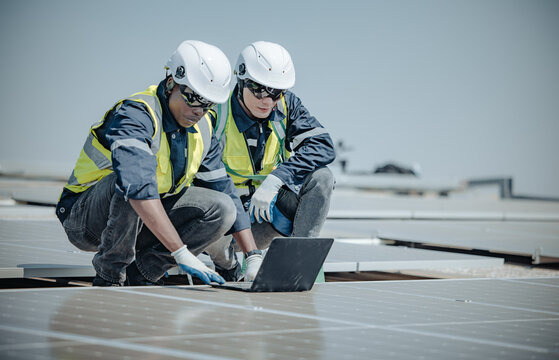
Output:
[214, 94, 289, 188]
[64, 85, 212, 197]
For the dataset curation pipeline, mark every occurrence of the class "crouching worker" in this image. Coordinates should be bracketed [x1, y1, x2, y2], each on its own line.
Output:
[204, 41, 336, 281]
[56, 40, 261, 286]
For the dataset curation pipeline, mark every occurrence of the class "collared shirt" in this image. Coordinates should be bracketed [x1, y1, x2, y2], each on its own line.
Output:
[57, 80, 250, 233]
[217, 86, 336, 194]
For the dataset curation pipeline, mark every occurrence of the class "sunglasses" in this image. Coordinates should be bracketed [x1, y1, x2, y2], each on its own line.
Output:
[179, 85, 215, 110]
[244, 79, 285, 101]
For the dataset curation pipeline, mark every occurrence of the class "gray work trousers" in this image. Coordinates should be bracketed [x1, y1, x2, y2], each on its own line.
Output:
[61, 173, 236, 284]
[204, 167, 335, 270]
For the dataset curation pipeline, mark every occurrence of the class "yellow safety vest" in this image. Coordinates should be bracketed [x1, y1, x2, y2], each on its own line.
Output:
[64, 85, 212, 197]
[213, 93, 290, 189]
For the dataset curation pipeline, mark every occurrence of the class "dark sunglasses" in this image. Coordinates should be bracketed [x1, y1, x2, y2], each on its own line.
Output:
[244, 79, 285, 101]
[179, 85, 215, 110]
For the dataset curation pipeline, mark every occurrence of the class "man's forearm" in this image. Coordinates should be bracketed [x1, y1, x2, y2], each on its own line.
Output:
[232, 228, 258, 254]
[129, 198, 184, 252]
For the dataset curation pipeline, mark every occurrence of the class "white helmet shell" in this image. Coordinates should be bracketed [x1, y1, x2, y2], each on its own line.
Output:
[235, 41, 295, 90]
[165, 40, 232, 103]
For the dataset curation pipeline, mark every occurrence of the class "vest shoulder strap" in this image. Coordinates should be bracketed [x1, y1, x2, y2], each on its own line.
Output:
[199, 115, 213, 161]
[213, 102, 229, 151]
[128, 92, 163, 154]
[271, 96, 289, 160]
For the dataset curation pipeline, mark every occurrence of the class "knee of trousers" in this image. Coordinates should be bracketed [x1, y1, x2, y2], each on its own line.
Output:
[212, 193, 237, 230]
[307, 167, 335, 197]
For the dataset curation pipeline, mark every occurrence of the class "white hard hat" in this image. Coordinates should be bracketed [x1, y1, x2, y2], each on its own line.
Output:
[235, 41, 295, 90]
[165, 40, 232, 103]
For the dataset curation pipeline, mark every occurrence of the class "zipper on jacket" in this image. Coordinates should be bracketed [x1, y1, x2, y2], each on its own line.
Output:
[167, 129, 182, 194]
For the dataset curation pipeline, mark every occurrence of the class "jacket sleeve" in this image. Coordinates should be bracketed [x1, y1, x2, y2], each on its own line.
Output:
[271, 92, 336, 193]
[193, 131, 251, 234]
[103, 100, 160, 201]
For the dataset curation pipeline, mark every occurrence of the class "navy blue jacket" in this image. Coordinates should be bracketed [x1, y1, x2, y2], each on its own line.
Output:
[215, 86, 336, 194]
[57, 81, 250, 233]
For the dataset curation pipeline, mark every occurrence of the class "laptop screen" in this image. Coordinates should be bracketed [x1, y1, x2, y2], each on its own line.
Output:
[244, 237, 334, 292]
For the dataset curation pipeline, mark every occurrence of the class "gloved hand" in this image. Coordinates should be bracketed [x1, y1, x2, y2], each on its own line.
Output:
[249, 174, 284, 223]
[244, 253, 263, 282]
[171, 245, 225, 285]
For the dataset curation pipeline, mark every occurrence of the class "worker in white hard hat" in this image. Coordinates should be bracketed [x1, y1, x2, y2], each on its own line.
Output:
[204, 41, 335, 281]
[56, 40, 260, 286]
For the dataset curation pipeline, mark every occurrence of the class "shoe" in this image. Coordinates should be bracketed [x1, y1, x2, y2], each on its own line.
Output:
[92, 275, 122, 287]
[125, 261, 163, 286]
[214, 261, 242, 282]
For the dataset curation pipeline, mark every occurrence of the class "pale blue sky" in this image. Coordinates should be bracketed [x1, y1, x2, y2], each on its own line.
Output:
[1, 0, 558, 196]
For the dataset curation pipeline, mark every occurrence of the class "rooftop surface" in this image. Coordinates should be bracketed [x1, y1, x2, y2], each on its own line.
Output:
[0, 175, 558, 359]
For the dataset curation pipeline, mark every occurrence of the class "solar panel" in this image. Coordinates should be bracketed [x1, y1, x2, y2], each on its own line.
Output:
[0, 279, 557, 359]
[0, 205, 55, 220]
[0, 219, 93, 278]
[321, 220, 559, 262]
[0, 219, 206, 279]
[10, 187, 61, 206]
[329, 188, 559, 221]
[0, 177, 63, 206]
[325, 239, 503, 272]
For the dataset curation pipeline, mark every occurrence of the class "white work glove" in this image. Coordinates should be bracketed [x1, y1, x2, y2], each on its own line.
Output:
[249, 174, 284, 223]
[244, 253, 263, 282]
[171, 245, 225, 285]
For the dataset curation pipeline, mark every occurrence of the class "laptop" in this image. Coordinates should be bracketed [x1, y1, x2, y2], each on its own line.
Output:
[212, 237, 334, 292]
